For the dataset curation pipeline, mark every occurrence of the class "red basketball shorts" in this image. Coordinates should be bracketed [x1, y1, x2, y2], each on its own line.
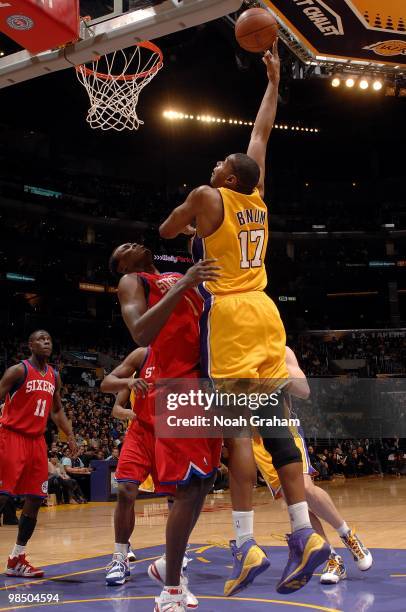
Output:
[155, 436, 222, 486]
[0, 426, 48, 498]
[115, 419, 222, 491]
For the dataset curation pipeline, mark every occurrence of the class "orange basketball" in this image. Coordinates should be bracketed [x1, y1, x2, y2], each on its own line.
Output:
[235, 8, 278, 53]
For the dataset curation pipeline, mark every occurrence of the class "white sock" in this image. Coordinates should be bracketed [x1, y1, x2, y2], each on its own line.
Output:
[337, 522, 350, 537]
[11, 544, 25, 558]
[330, 547, 337, 556]
[114, 543, 128, 556]
[288, 502, 312, 532]
[232, 510, 254, 548]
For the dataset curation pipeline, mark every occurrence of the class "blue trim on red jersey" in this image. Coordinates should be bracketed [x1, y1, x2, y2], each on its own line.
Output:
[8, 361, 28, 399]
[139, 347, 151, 374]
[138, 275, 150, 307]
[27, 359, 48, 377]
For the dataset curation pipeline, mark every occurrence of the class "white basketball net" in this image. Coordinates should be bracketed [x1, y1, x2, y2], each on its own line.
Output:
[76, 43, 163, 131]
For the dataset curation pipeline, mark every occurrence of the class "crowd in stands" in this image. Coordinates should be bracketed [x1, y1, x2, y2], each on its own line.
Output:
[1, 330, 405, 511]
[289, 331, 406, 377]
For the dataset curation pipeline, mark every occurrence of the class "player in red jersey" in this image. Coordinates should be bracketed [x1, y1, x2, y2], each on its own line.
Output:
[102, 347, 205, 607]
[0, 330, 77, 578]
[108, 244, 222, 611]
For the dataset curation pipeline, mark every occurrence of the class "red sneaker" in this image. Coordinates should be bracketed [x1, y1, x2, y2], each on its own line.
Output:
[5, 554, 44, 578]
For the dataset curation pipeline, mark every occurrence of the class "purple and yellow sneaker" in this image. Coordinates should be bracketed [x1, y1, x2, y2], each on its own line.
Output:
[276, 528, 330, 594]
[224, 539, 270, 597]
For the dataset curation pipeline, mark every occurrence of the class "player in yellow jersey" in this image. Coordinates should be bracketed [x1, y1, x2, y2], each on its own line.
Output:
[160, 42, 329, 596]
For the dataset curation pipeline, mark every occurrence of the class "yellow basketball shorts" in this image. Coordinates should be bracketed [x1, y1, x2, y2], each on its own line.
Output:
[200, 290, 288, 382]
[139, 474, 155, 493]
[253, 429, 317, 498]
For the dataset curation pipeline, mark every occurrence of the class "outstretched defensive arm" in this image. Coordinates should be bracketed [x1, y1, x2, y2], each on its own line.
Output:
[118, 259, 220, 345]
[247, 41, 280, 198]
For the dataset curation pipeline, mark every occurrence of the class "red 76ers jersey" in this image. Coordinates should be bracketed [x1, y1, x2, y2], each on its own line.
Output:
[136, 272, 202, 378]
[1, 360, 57, 437]
[129, 348, 157, 428]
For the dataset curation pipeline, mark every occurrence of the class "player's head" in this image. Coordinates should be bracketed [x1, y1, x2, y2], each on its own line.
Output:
[109, 242, 153, 277]
[28, 330, 52, 358]
[210, 153, 260, 194]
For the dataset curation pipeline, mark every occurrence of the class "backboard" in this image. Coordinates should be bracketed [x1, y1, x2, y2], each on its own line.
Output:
[0, 0, 242, 89]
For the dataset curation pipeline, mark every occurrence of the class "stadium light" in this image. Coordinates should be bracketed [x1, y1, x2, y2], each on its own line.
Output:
[373, 79, 383, 91]
[162, 110, 319, 133]
[331, 77, 340, 88]
[345, 77, 355, 88]
[359, 78, 369, 90]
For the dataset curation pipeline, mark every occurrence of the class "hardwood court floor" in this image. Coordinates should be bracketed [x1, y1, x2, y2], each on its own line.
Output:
[1, 476, 405, 567]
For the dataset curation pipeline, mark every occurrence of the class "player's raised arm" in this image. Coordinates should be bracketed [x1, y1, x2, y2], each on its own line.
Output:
[50, 373, 78, 454]
[101, 347, 148, 394]
[246, 40, 280, 198]
[285, 346, 310, 400]
[0, 363, 26, 400]
[118, 260, 220, 346]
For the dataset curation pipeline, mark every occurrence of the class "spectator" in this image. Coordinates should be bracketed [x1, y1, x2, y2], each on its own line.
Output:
[48, 455, 87, 504]
[105, 448, 120, 463]
[61, 448, 92, 500]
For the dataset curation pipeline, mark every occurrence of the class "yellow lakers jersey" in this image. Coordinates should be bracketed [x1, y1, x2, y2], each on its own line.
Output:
[193, 187, 268, 295]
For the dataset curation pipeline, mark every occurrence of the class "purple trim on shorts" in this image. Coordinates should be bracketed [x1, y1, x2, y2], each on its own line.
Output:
[298, 426, 317, 476]
[160, 467, 216, 486]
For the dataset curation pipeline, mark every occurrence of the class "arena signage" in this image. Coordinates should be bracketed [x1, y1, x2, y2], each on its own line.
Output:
[263, 0, 406, 65]
[68, 351, 98, 363]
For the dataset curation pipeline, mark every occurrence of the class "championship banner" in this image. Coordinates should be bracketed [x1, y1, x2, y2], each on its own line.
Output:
[263, 0, 406, 66]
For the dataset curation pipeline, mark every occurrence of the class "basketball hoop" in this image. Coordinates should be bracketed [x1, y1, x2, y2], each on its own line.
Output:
[76, 41, 163, 131]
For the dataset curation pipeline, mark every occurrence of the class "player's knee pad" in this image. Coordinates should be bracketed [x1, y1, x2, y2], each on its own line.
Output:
[262, 435, 302, 470]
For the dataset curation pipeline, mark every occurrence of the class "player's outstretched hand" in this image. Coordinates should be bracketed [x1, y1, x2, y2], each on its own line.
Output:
[127, 377, 150, 397]
[263, 39, 280, 84]
[183, 259, 221, 287]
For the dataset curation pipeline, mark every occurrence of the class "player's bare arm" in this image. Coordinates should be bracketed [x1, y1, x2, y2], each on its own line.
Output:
[285, 346, 310, 400]
[0, 363, 26, 400]
[118, 259, 220, 345]
[101, 347, 148, 394]
[159, 185, 223, 239]
[50, 374, 78, 455]
[111, 388, 135, 422]
[246, 41, 280, 198]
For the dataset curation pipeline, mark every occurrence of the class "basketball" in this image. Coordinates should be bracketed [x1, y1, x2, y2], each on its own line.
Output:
[235, 8, 279, 53]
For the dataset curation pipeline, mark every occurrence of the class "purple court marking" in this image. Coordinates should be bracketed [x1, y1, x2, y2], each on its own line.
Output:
[1, 545, 406, 611]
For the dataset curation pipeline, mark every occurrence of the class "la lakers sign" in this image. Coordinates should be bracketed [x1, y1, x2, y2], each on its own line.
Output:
[263, 0, 406, 65]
